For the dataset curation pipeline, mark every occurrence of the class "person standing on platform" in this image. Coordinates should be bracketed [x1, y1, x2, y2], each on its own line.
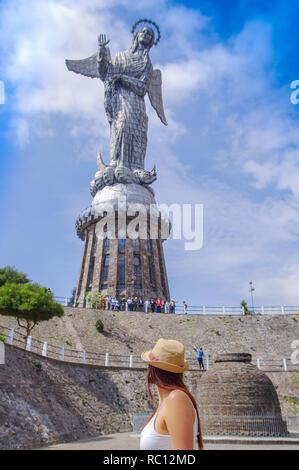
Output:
[139, 298, 144, 311]
[183, 301, 188, 314]
[127, 297, 133, 311]
[156, 297, 162, 313]
[193, 345, 204, 370]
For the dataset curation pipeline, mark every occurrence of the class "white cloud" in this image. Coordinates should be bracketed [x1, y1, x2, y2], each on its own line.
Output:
[10, 118, 30, 146]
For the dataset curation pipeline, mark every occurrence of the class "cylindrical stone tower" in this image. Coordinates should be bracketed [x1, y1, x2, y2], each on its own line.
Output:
[74, 183, 170, 307]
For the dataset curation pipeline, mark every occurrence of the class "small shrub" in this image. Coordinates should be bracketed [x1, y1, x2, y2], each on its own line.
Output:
[0, 334, 5, 342]
[241, 300, 251, 315]
[95, 319, 104, 332]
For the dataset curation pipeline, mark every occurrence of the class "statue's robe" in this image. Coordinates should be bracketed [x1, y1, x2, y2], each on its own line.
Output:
[103, 50, 153, 170]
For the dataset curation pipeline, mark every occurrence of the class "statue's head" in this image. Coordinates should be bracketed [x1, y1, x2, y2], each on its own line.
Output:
[139, 27, 155, 47]
[130, 19, 161, 53]
[130, 27, 155, 52]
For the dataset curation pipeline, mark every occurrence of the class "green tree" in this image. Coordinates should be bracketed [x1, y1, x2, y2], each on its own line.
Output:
[0, 266, 30, 287]
[241, 300, 251, 315]
[0, 282, 64, 339]
[68, 287, 76, 306]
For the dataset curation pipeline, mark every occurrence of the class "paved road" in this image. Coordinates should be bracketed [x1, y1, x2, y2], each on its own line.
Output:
[37, 432, 299, 451]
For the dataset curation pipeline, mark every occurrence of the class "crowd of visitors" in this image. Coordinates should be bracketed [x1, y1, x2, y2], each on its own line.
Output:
[102, 296, 177, 313]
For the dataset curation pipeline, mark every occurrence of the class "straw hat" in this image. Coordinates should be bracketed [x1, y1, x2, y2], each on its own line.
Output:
[141, 338, 189, 373]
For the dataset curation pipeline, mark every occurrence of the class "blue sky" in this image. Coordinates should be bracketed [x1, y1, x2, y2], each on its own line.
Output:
[1, 0, 299, 306]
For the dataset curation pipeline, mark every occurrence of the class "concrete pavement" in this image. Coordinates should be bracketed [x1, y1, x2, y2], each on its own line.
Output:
[36, 432, 299, 451]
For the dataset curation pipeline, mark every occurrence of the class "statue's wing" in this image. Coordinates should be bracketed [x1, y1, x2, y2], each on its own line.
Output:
[148, 69, 168, 126]
[65, 53, 99, 78]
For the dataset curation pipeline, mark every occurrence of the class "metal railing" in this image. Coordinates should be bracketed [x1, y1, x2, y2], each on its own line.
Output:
[1, 324, 298, 372]
[53, 297, 299, 316]
[133, 413, 296, 436]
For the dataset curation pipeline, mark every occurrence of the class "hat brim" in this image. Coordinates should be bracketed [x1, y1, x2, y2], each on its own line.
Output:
[141, 350, 189, 373]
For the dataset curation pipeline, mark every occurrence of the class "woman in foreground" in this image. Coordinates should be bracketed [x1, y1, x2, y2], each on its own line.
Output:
[140, 338, 204, 450]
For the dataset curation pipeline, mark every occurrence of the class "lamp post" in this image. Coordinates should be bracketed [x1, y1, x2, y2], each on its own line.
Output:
[249, 281, 255, 314]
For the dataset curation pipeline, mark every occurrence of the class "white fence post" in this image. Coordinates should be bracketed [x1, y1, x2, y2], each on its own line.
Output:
[281, 305, 285, 315]
[242, 306, 245, 315]
[257, 358, 261, 369]
[82, 350, 86, 364]
[126, 302, 128, 312]
[129, 355, 134, 368]
[42, 342, 48, 357]
[261, 305, 265, 315]
[7, 328, 14, 345]
[59, 347, 64, 361]
[222, 306, 225, 315]
[202, 306, 206, 315]
[26, 336, 32, 351]
[105, 353, 109, 366]
[206, 357, 209, 370]
[65, 297, 68, 306]
[283, 358, 287, 371]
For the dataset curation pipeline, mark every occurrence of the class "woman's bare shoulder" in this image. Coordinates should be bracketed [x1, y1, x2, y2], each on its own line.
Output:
[164, 390, 195, 424]
[167, 389, 193, 407]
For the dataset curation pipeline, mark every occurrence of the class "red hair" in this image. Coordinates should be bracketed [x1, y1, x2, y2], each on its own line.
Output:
[142, 365, 204, 450]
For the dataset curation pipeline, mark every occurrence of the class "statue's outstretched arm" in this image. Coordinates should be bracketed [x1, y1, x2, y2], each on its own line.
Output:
[97, 34, 111, 81]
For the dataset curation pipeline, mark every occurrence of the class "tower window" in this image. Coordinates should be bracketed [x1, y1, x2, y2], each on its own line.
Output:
[101, 254, 110, 283]
[134, 237, 140, 253]
[118, 238, 126, 252]
[134, 255, 142, 289]
[87, 256, 95, 286]
[117, 253, 126, 283]
[104, 237, 110, 253]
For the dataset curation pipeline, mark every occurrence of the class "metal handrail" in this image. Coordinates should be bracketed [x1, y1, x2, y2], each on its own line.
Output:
[52, 295, 299, 316]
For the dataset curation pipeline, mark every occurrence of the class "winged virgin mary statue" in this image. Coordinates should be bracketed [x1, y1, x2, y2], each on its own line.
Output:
[66, 19, 167, 194]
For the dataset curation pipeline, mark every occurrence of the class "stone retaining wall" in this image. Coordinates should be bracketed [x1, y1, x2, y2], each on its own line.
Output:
[0, 344, 297, 449]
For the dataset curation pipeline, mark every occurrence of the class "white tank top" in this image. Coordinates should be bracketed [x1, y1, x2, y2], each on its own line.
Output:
[140, 398, 198, 450]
